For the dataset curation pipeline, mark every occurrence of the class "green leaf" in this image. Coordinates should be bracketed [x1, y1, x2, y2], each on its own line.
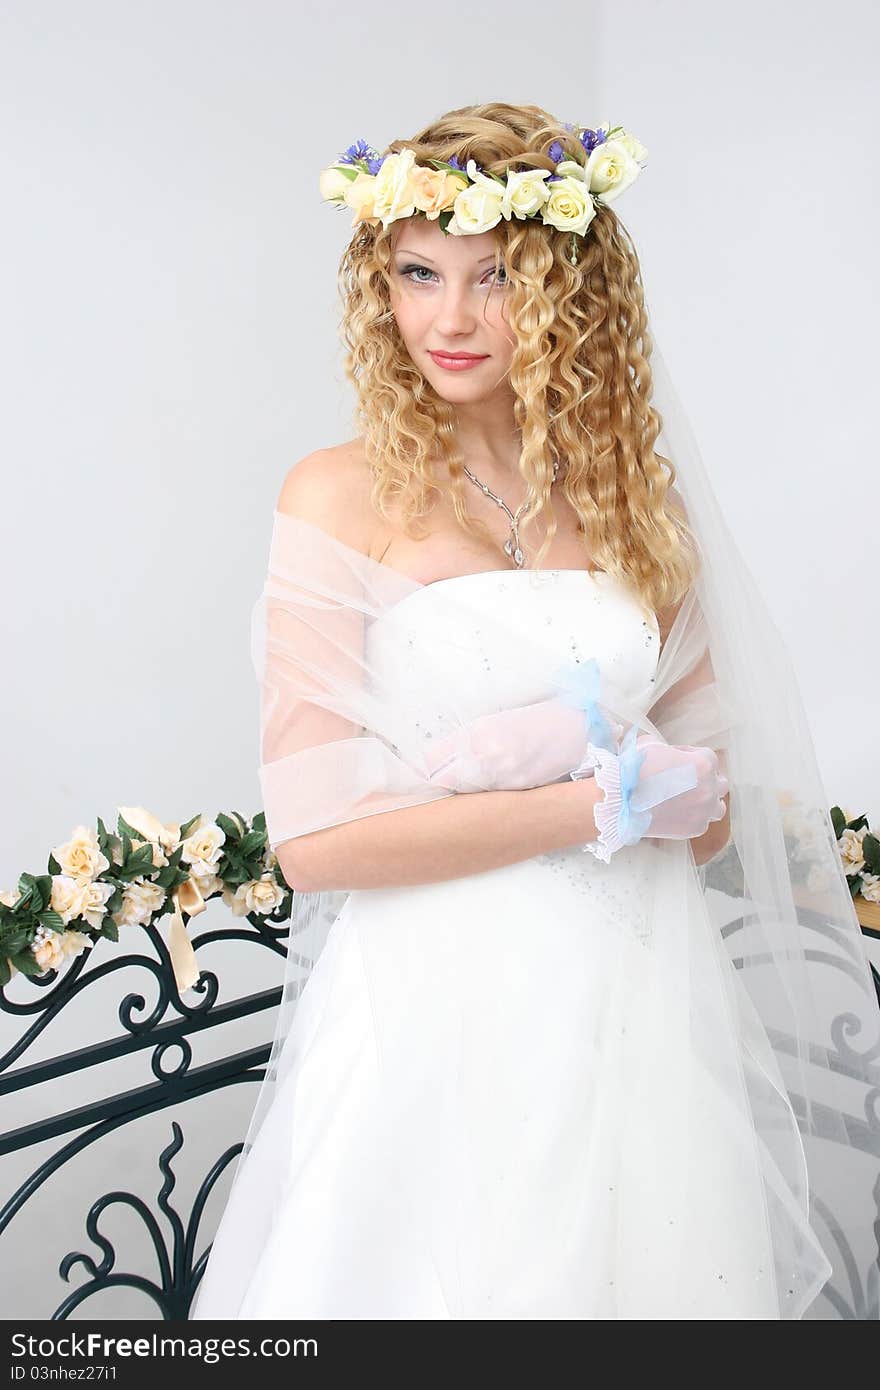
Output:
[1, 930, 30, 956]
[8, 951, 43, 978]
[103, 885, 124, 914]
[0, 957, 10, 987]
[179, 813, 202, 840]
[127, 844, 156, 873]
[99, 919, 119, 943]
[16, 872, 37, 906]
[239, 830, 266, 858]
[862, 832, 880, 875]
[830, 806, 846, 839]
[38, 910, 65, 932]
[216, 812, 243, 843]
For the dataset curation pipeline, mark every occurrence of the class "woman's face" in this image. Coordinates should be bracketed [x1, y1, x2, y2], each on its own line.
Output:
[388, 217, 517, 402]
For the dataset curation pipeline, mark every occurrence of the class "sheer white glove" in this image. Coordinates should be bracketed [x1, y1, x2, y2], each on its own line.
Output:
[421, 658, 623, 793]
[579, 727, 730, 863]
[420, 698, 612, 792]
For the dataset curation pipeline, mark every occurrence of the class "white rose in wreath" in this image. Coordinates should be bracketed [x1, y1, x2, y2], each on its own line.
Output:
[52, 825, 110, 884]
[225, 873, 287, 918]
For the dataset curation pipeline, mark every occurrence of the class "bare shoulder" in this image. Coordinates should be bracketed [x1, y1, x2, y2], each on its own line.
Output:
[275, 437, 375, 555]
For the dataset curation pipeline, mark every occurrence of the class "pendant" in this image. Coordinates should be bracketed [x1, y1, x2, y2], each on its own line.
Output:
[503, 536, 524, 567]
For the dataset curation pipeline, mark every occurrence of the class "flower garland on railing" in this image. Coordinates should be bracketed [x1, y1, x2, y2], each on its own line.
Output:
[832, 805, 880, 903]
[1, 799, 877, 992]
[0, 806, 289, 992]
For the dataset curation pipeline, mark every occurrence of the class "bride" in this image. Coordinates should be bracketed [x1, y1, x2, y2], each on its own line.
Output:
[190, 102, 879, 1320]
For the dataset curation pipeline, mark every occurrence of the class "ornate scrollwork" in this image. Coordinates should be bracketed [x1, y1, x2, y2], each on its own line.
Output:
[55, 1123, 238, 1320]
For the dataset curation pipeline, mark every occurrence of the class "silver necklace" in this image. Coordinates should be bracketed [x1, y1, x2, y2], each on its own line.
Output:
[461, 458, 560, 568]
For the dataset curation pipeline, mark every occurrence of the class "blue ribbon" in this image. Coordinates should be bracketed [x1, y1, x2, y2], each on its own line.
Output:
[549, 656, 619, 756]
[616, 722, 653, 846]
[618, 722, 701, 847]
[551, 660, 701, 848]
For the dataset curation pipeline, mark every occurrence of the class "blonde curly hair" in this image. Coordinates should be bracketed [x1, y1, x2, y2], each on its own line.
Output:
[335, 100, 699, 616]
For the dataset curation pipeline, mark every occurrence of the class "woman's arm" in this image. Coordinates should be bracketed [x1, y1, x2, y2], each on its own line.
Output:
[278, 777, 605, 892]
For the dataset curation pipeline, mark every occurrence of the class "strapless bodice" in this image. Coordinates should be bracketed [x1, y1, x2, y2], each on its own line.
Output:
[366, 568, 660, 734]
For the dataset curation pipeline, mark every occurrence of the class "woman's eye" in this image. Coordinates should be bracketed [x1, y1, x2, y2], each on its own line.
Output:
[400, 264, 508, 286]
[403, 265, 436, 283]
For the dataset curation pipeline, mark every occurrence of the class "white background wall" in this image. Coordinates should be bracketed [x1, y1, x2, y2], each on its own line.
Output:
[1, 0, 876, 1318]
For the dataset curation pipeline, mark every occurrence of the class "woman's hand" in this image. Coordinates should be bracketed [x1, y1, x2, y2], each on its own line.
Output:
[582, 729, 730, 863]
[629, 735, 729, 840]
[421, 696, 623, 793]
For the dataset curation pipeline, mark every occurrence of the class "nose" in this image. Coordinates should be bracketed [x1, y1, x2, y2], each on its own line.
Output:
[432, 281, 478, 336]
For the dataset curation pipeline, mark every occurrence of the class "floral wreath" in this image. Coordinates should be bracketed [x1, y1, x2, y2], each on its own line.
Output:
[318, 121, 648, 263]
[0, 806, 288, 994]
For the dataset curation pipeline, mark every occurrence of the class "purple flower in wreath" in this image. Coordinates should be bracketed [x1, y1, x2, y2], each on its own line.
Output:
[580, 126, 607, 154]
[338, 139, 376, 165]
[448, 154, 465, 171]
[547, 139, 565, 164]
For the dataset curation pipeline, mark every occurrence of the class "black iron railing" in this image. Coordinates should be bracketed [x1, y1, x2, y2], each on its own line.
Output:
[0, 904, 290, 1320]
[2, 900, 879, 1320]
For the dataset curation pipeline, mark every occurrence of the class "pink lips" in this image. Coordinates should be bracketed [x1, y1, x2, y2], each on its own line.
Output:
[429, 351, 489, 372]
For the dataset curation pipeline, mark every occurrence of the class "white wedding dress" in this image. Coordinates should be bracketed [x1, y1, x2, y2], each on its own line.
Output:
[191, 568, 822, 1321]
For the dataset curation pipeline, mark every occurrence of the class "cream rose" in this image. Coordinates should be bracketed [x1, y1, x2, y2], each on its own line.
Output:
[63, 928, 91, 957]
[52, 825, 110, 884]
[192, 870, 224, 899]
[225, 873, 287, 919]
[584, 138, 642, 204]
[447, 160, 505, 236]
[409, 166, 468, 219]
[0, 889, 20, 908]
[616, 131, 648, 165]
[113, 878, 166, 929]
[553, 159, 588, 183]
[500, 169, 551, 220]
[50, 874, 91, 925]
[76, 879, 117, 931]
[343, 171, 380, 225]
[371, 149, 419, 228]
[839, 826, 867, 875]
[541, 176, 596, 236]
[860, 871, 880, 903]
[319, 165, 354, 201]
[33, 930, 66, 973]
[179, 819, 225, 876]
[31, 923, 91, 973]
